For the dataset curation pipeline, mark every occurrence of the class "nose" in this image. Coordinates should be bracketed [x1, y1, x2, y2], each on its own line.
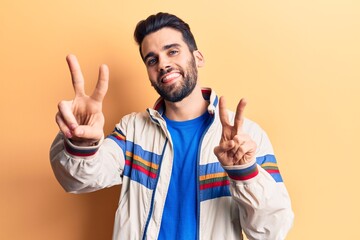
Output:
[157, 55, 171, 72]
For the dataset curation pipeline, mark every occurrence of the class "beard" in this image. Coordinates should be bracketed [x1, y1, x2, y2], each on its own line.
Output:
[151, 56, 198, 102]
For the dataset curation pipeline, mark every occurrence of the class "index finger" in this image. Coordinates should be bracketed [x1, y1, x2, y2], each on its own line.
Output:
[219, 96, 230, 126]
[66, 54, 85, 97]
[234, 98, 247, 133]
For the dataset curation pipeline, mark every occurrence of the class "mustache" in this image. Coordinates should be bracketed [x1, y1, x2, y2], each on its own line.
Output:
[159, 67, 174, 78]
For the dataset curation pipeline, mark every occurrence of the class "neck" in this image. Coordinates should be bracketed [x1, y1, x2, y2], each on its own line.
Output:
[164, 85, 208, 121]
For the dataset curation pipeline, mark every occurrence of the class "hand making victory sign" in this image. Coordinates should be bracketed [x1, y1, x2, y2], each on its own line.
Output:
[55, 54, 109, 146]
[214, 97, 257, 166]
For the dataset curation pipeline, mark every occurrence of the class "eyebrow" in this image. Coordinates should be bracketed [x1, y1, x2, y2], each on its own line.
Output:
[143, 43, 181, 62]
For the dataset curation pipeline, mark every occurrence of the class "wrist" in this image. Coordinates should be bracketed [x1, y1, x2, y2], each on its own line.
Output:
[63, 134, 104, 157]
[222, 159, 259, 181]
[69, 138, 101, 147]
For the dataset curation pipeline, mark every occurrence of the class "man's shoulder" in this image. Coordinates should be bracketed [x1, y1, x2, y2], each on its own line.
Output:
[120, 111, 151, 123]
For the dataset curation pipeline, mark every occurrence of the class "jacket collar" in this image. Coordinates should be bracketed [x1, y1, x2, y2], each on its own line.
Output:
[146, 87, 220, 130]
[146, 88, 219, 125]
[150, 87, 219, 116]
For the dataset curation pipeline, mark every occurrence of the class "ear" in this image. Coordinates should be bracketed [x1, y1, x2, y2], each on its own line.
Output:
[193, 50, 205, 68]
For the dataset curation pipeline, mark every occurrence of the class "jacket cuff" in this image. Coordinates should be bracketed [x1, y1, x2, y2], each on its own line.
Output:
[222, 159, 259, 181]
[64, 136, 104, 158]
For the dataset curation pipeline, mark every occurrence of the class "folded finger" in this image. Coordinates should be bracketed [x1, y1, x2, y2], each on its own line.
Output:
[234, 140, 256, 162]
[55, 112, 72, 138]
[214, 140, 236, 156]
[57, 100, 78, 130]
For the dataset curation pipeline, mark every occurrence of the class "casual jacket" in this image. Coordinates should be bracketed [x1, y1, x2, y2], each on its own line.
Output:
[50, 88, 294, 240]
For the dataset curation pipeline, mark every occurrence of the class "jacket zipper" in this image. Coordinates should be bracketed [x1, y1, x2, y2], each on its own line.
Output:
[196, 115, 215, 240]
[142, 138, 169, 240]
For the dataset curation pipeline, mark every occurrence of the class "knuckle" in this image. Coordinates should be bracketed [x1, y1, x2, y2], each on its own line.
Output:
[57, 100, 67, 110]
[233, 135, 241, 142]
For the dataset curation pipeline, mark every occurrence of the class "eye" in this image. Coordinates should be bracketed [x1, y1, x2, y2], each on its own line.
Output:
[146, 58, 157, 66]
[169, 49, 179, 56]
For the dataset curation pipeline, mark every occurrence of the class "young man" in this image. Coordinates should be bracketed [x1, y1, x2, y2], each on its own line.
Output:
[51, 12, 294, 240]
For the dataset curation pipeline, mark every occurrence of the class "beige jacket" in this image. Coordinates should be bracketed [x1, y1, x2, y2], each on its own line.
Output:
[50, 88, 294, 240]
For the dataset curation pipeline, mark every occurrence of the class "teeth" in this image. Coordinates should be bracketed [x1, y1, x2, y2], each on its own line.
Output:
[163, 73, 180, 81]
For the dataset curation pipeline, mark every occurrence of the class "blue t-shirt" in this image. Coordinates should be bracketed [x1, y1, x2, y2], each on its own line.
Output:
[158, 111, 211, 240]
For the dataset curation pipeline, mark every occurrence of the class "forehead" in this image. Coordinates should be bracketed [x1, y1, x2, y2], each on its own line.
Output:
[141, 27, 187, 56]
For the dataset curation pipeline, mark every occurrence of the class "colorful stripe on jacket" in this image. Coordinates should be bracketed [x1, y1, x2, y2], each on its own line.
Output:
[108, 128, 163, 190]
[256, 154, 283, 182]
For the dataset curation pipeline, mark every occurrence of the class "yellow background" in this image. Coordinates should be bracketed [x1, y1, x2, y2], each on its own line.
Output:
[1, 0, 359, 239]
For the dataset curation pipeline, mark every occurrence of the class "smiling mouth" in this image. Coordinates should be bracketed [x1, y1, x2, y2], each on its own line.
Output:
[161, 72, 181, 83]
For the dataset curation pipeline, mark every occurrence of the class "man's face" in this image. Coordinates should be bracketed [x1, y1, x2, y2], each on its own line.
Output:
[141, 27, 200, 102]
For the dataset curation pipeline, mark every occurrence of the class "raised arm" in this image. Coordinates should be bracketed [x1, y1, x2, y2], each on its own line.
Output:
[50, 55, 123, 193]
[56, 54, 109, 145]
[214, 96, 294, 239]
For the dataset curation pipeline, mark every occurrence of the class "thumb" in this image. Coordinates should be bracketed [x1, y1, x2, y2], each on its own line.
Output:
[72, 125, 104, 141]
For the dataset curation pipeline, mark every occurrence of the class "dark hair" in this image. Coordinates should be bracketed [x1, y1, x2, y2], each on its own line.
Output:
[134, 12, 198, 59]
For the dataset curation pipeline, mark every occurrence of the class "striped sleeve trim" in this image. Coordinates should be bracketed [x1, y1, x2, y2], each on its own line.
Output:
[223, 161, 259, 181]
[64, 136, 103, 157]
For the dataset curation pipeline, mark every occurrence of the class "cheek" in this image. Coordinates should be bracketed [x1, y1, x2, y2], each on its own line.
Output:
[146, 68, 155, 78]
[147, 69, 157, 85]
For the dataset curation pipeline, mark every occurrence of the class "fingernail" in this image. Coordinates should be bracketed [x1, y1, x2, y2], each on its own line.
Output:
[65, 131, 73, 138]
